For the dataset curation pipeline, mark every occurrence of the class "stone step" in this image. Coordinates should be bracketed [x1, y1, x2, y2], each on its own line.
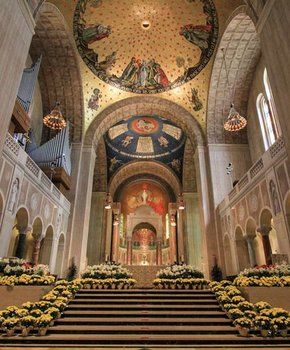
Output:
[63, 310, 226, 317]
[74, 293, 216, 300]
[70, 298, 219, 304]
[77, 289, 213, 293]
[1, 333, 290, 347]
[66, 304, 221, 311]
[55, 316, 233, 325]
[48, 324, 237, 335]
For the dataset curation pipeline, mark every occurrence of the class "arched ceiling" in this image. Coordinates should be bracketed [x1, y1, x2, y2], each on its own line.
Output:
[109, 161, 182, 200]
[84, 96, 204, 148]
[73, 0, 218, 94]
[207, 11, 260, 144]
[105, 115, 186, 180]
[30, 2, 84, 142]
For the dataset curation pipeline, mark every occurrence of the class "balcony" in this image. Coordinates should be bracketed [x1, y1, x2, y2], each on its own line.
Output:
[218, 137, 286, 213]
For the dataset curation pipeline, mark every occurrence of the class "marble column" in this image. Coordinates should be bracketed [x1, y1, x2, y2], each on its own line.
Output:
[68, 145, 96, 272]
[156, 239, 162, 265]
[111, 212, 120, 263]
[15, 228, 29, 259]
[104, 207, 113, 262]
[32, 238, 41, 265]
[169, 210, 177, 264]
[257, 226, 273, 265]
[126, 238, 132, 265]
[246, 236, 257, 267]
[0, 1, 35, 155]
[177, 208, 185, 262]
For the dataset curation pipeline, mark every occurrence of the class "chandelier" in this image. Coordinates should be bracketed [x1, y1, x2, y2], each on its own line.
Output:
[43, 102, 67, 131]
[221, 49, 247, 132]
[224, 104, 247, 132]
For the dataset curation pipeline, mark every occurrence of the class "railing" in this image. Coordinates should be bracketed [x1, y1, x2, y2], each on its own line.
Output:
[218, 137, 287, 213]
[3, 133, 70, 211]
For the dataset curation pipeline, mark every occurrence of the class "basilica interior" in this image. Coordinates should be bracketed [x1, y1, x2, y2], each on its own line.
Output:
[1, 0, 290, 284]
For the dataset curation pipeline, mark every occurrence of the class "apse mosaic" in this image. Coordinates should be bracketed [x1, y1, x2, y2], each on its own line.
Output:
[73, 0, 218, 94]
[105, 115, 186, 179]
[121, 181, 169, 217]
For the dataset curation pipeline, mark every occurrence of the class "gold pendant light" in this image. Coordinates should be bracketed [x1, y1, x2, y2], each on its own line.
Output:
[43, 102, 67, 131]
[221, 49, 247, 132]
[224, 103, 247, 132]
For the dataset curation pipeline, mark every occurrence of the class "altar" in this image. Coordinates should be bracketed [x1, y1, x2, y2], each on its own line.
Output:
[125, 265, 165, 288]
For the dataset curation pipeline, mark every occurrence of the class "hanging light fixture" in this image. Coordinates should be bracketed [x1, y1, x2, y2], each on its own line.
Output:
[104, 193, 112, 210]
[43, 102, 67, 131]
[221, 48, 247, 132]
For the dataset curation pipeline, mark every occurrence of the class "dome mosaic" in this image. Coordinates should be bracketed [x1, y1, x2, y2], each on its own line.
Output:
[105, 115, 186, 179]
[74, 0, 218, 94]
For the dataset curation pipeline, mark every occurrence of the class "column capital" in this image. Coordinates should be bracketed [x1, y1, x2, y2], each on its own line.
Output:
[257, 226, 272, 236]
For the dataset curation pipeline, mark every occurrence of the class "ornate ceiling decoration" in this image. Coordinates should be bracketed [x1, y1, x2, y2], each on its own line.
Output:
[73, 0, 218, 94]
[105, 115, 186, 179]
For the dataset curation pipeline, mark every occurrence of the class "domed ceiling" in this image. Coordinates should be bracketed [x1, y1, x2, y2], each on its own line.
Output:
[105, 115, 186, 179]
[73, 0, 218, 94]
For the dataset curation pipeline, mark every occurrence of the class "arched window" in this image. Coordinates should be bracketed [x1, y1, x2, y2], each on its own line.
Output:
[256, 69, 280, 150]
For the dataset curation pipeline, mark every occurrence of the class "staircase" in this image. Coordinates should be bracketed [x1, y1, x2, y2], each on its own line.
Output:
[1, 289, 290, 348]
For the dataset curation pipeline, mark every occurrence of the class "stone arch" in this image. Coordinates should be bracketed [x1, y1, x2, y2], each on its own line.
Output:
[109, 161, 181, 200]
[55, 233, 65, 277]
[0, 191, 4, 225]
[235, 225, 250, 271]
[284, 190, 290, 233]
[25, 216, 43, 262]
[39, 225, 54, 265]
[259, 207, 273, 227]
[245, 217, 257, 236]
[260, 207, 279, 254]
[84, 96, 205, 149]
[223, 234, 234, 276]
[30, 2, 84, 142]
[207, 7, 260, 144]
[7, 207, 29, 257]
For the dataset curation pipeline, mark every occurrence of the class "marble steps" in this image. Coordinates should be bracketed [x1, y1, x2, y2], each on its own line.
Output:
[1, 289, 290, 347]
[62, 309, 226, 317]
[2, 333, 290, 347]
[66, 304, 221, 311]
[75, 293, 216, 300]
[70, 298, 219, 304]
[55, 316, 233, 326]
[48, 324, 237, 335]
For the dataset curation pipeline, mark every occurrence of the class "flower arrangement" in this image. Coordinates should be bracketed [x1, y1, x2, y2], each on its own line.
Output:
[239, 264, 290, 278]
[233, 317, 253, 330]
[80, 263, 136, 289]
[234, 264, 290, 287]
[0, 274, 55, 286]
[210, 280, 290, 338]
[0, 257, 50, 277]
[0, 279, 82, 337]
[154, 264, 208, 289]
[81, 262, 132, 279]
[156, 263, 204, 279]
[2, 317, 19, 335]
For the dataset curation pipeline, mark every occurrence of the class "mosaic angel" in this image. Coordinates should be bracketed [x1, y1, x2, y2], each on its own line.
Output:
[180, 24, 212, 52]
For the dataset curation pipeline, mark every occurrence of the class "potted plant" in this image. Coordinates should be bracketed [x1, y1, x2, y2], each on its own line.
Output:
[36, 314, 53, 336]
[2, 317, 19, 336]
[20, 316, 36, 336]
[227, 308, 244, 320]
[233, 317, 253, 337]
[253, 315, 271, 337]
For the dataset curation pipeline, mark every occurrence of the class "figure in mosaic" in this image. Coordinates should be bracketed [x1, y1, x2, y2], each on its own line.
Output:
[88, 88, 101, 110]
[188, 88, 203, 111]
